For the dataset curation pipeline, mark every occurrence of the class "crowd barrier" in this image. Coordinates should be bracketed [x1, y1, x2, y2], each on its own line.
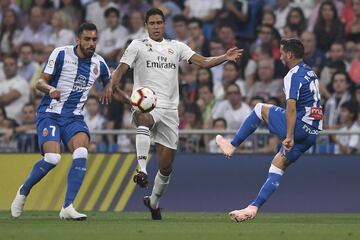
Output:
[0, 153, 359, 212]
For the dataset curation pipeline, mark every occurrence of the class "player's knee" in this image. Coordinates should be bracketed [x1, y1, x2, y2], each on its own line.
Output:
[73, 147, 88, 159]
[44, 153, 61, 165]
[159, 166, 172, 176]
[136, 113, 153, 127]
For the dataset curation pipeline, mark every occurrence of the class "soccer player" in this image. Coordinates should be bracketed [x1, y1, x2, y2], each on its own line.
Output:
[216, 38, 323, 222]
[11, 23, 111, 220]
[101, 8, 242, 220]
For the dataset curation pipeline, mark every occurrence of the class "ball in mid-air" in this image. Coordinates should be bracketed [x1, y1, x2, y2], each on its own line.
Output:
[130, 87, 157, 113]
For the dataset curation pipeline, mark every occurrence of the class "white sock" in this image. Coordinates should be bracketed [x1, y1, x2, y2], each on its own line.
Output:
[149, 171, 170, 209]
[136, 126, 150, 174]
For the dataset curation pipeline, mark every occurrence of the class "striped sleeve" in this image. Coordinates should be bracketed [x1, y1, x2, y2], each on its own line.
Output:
[43, 47, 65, 76]
[99, 60, 111, 86]
[284, 72, 302, 100]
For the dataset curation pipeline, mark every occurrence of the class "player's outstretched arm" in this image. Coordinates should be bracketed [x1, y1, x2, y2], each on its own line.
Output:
[101, 63, 129, 105]
[282, 99, 297, 151]
[189, 47, 243, 68]
[36, 73, 60, 101]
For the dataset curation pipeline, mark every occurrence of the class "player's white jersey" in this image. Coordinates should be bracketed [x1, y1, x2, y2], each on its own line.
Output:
[38, 45, 110, 117]
[120, 37, 195, 109]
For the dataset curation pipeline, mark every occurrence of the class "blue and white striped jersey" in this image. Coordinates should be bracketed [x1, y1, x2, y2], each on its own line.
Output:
[38, 45, 110, 117]
[284, 61, 323, 130]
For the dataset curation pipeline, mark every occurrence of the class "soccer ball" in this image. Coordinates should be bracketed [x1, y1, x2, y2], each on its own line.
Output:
[130, 87, 157, 113]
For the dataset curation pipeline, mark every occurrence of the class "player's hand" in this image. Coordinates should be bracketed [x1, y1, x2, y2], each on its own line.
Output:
[101, 83, 113, 105]
[225, 47, 243, 62]
[282, 137, 294, 152]
[49, 87, 61, 101]
[114, 86, 131, 105]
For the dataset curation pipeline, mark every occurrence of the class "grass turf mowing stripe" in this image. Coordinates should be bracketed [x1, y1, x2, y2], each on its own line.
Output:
[98, 154, 135, 211]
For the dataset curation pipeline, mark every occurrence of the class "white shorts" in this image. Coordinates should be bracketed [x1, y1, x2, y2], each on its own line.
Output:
[131, 108, 179, 150]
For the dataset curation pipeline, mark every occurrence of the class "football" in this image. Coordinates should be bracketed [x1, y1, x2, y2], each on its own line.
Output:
[130, 87, 157, 113]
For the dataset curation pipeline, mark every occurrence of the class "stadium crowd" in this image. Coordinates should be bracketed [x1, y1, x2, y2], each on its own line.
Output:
[0, 0, 359, 154]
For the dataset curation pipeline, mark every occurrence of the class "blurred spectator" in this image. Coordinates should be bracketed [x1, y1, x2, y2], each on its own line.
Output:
[285, 7, 307, 35]
[324, 71, 352, 129]
[282, 24, 302, 39]
[196, 68, 214, 91]
[212, 83, 251, 130]
[218, 23, 238, 50]
[84, 96, 106, 152]
[196, 84, 216, 129]
[0, 107, 8, 128]
[249, 96, 265, 109]
[345, 0, 360, 43]
[18, 43, 41, 83]
[293, 0, 316, 18]
[116, 81, 135, 152]
[274, 0, 296, 35]
[97, 7, 128, 68]
[209, 38, 226, 86]
[184, 0, 222, 22]
[0, 0, 21, 21]
[349, 42, 360, 84]
[247, 58, 282, 101]
[181, 103, 204, 152]
[251, 24, 280, 59]
[187, 18, 210, 57]
[0, 54, 30, 121]
[127, 10, 148, 41]
[85, 0, 117, 33]
[313, 1, 345, 53]
[332, 101, 359, 154]
[119, 0, 150, 27]
[30, 0, 55, 24]
[13, 6, 52, 52]
[213, 61, 246, 100]
[207, 118, 228, 153]
[307, 0, 344, 32]
[0, 9, 21, 55]
[48, 11, 76, 48]
[301, 31, 327, 75]
[172, 14, 189, 43]
[354, 85, 360, 122]
[218, 0, 248, 34]
[59, 0, 84, 32]
[3, 102, 36, 152]
[261, 10, 276, 26]
[152, 0, 181, 39]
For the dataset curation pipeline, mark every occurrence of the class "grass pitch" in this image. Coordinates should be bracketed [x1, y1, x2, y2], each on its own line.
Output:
[0, 212, 359, 240]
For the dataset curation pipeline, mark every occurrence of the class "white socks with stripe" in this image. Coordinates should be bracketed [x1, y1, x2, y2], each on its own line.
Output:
[136, 126, 150, 174]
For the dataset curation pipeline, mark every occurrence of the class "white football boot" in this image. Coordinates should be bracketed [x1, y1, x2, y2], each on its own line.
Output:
[228, 205, 258, 222]
[59, 204, 87, 221]
[215, 135, 236, 158]
[11, 185, 27, 218]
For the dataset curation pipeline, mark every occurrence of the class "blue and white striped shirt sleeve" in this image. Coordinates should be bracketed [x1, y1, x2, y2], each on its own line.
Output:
[284, 72, 302, 100]
[43, 47, 64, 76]
[99, 61, 111, 86]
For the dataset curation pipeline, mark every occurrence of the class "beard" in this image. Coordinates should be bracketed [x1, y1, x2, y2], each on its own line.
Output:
[79, 44, 95, 58]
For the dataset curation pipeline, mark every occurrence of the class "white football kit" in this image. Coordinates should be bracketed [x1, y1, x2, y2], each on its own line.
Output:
[120, 37, 195, 149]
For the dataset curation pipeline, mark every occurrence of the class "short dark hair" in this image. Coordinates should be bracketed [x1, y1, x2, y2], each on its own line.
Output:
[213, 118, 227, 128]
[280, 38, 304, 59]
[172, 14, 187, 24]
[145, 8, 165, 23]
[340, 101, 358, 122]
[19, 42, 34, 52]
[77, 22, 97, 37]
[187, 17, 203, 28]
[104, 7, 119, 18]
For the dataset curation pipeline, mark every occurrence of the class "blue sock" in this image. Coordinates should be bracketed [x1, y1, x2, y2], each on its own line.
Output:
[251, 172, 283, 208]
[64, 158, 87, 208]
[231, 110, 262, 147]
[20, 159, 56, 196]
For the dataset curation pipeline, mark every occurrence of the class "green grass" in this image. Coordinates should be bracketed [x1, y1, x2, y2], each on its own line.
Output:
[0, 212, 360, 240]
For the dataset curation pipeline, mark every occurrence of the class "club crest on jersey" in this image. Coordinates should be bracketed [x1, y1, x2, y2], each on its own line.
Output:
[42, 128, 48, 137]
[145, 43, 153, 52]
[47, 60, 55, 68]
[93, 65, 98, 75]
[168, 48, 174, 54]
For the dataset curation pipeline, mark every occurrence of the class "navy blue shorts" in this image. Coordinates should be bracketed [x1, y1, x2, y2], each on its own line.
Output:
[36, 113, 90, 154]
[268, 106, 318, 161]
